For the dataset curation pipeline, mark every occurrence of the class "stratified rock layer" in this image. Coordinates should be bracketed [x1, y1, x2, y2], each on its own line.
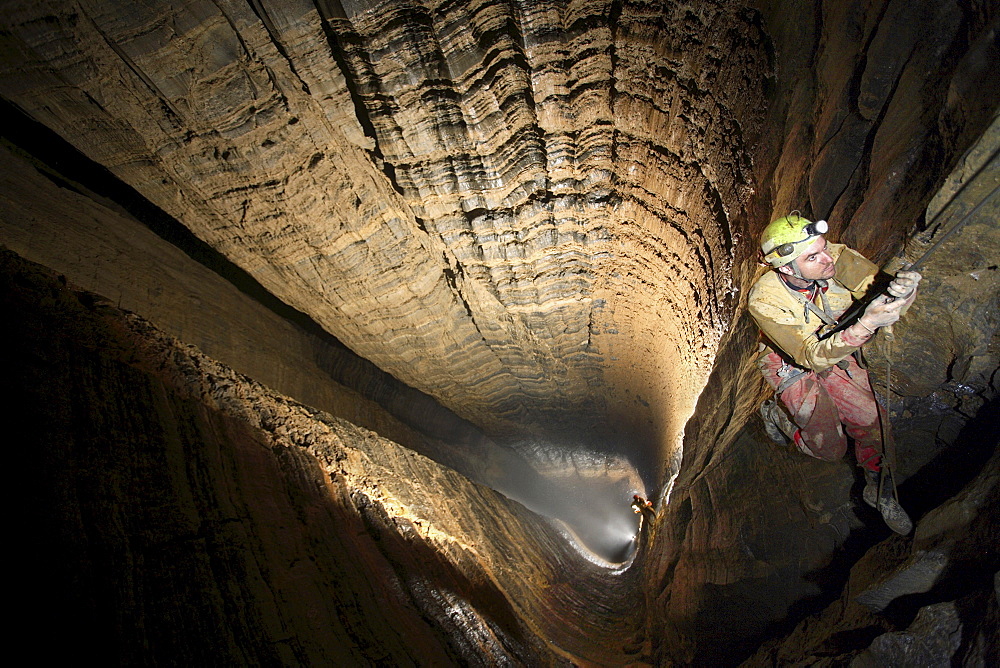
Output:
[0, 137, 435, 455]
[0, 128, 647, 561]
[6, 248, 648, 665]
[0, 0, 770, 469]
[1, 0, 998, 665]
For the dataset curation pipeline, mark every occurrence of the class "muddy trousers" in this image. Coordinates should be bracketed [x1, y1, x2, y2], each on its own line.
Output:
[760, 353, 889, 473]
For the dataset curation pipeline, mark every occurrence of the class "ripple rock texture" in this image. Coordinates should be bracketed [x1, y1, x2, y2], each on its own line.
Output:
[1, 0, 999, 665]
[0, 0, 772, 465]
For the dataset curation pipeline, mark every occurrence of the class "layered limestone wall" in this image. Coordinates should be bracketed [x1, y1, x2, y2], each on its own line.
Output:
[2, 0, 998, 665]
[0, 126, 646, 561]
[0, 0, 771, 475]
[0, 136, 440, 454]
[7, 248, 650, 665]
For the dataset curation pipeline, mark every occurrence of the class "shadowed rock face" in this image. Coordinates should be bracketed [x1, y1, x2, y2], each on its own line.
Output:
[4, 248, 634, 664]
[2, 0, 998, 665]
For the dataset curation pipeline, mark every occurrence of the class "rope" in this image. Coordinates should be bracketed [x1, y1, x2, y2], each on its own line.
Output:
[909, 148, 1000, 271]
[834, 159, 999, 325]
[879, 332, 899, 502]
[907, 181, 1000, 273]
[873, 154, 999, 498]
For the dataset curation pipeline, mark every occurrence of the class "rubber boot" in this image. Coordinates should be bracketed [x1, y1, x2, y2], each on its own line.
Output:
[864, 469, 913, 535]
[760, 398, 797, 445]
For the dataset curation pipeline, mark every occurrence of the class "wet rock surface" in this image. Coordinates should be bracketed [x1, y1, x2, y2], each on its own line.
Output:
[742, 442, 998, 667]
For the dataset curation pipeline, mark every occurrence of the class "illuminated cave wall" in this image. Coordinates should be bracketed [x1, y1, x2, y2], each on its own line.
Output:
[2, 0, 998, 665]
[0, 0, 771, 482]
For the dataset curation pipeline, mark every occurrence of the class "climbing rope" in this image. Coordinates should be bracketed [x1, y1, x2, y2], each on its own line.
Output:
[888, 180, 999, 284]
[908, 166, 999, 273]
[877, 331, 897, 505]
[871, 156, 998, 505]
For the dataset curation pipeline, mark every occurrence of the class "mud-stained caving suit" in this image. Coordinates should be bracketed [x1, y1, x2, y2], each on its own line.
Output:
[748, 243, 891, 472]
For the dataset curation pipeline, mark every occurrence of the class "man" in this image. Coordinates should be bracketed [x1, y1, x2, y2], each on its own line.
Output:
[748, 212, 921, 534]
[631, 494, 654, 517]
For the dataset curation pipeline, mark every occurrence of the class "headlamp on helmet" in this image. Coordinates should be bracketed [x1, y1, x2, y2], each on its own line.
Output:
[760, 212, 828, 268]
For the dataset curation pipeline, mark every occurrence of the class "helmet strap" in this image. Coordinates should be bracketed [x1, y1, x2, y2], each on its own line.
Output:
[778, 261, 818, 288]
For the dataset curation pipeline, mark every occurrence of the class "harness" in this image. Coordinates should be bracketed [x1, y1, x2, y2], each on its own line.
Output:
[778, 275, 838, 328]
[770, 275, 853, 392]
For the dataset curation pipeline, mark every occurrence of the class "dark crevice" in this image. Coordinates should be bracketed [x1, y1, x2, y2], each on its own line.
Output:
[246, 0, 311, 95]
[606, 0, 622, 190]
[312, 7, 404, 198]
[442, 262, 475, 320]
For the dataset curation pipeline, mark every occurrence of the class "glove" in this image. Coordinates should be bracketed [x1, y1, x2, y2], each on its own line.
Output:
[886, 270, 922, 300]
[860, 294, 908, 329]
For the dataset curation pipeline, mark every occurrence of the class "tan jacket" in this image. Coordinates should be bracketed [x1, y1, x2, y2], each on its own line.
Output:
[748, 243, 878, 372]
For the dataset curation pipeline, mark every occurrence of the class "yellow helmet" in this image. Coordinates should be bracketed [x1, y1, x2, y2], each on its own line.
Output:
[760, 212, 829, 267]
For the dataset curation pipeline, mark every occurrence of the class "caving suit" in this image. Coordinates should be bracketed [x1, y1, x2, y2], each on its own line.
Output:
[748, 243, 889, 472]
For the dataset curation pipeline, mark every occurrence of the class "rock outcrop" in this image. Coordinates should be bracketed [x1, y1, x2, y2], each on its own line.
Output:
[742, 440, 998, 667]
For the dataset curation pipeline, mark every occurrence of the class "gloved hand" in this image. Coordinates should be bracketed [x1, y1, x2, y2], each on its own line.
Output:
[860, 293, 909, 329]
[886, 270, 922, 300]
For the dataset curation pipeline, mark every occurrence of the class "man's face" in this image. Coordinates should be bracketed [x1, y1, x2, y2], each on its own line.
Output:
[781, 235, 836, 280]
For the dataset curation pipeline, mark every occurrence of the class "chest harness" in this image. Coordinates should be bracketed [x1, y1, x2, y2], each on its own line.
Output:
[771, 275, 854, 392]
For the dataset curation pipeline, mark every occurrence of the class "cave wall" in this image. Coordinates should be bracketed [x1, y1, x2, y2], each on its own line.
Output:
[0, 127, 649, 555]
[0, 125, 559, 502]
[0, 0, 773, 475]
[644, 0, 999, 663]
[1, 0, 998, 665]
[0, 135, 438, 454]
[7, 247, 658, 665]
